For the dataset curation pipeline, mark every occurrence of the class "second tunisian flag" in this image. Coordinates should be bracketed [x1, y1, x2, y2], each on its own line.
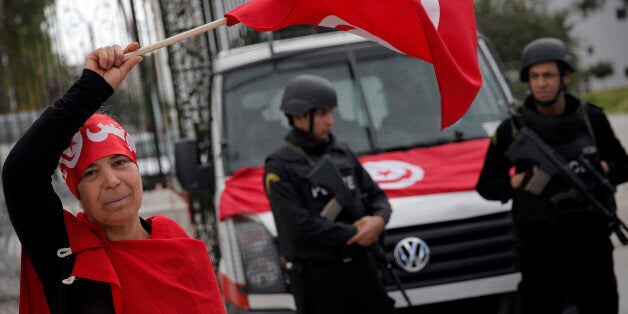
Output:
[225, 0, 481, 129]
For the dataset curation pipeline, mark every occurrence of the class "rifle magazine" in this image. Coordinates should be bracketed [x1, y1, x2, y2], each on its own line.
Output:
[320, 198, 342, 221]
[524, 169, 551, 195]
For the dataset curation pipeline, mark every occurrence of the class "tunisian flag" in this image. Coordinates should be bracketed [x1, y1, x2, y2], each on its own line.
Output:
[225, 0, 481, 129]
[219, 139, 489, 220]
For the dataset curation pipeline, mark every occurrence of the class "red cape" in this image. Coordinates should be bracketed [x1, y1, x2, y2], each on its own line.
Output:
[20, 211, 225, 313]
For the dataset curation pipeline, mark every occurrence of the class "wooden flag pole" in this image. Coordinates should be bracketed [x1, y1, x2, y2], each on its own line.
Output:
[123, 17, 228, 61]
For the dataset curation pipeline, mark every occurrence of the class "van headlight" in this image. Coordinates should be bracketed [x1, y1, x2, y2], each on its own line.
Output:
[233, 215, 286, 293]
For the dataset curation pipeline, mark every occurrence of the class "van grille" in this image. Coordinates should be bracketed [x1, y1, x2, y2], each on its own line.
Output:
[381, 211, 518, 289]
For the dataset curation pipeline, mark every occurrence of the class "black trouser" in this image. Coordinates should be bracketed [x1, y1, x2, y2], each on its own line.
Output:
[288, 251, 397, 314]
[516, 223, 618, 314]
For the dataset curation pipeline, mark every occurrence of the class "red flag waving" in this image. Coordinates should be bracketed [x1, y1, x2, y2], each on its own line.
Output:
[225, 0, 481, 129]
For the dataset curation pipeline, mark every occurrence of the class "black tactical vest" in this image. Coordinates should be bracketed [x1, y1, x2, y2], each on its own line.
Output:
[510, 102, 611, 223]
[519, 104, 595, 163]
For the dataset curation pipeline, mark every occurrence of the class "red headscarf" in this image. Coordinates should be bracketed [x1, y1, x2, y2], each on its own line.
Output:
[59, 114, 137, 198]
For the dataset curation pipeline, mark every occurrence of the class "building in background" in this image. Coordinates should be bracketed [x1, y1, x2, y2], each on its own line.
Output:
[552, 0, 628, 91]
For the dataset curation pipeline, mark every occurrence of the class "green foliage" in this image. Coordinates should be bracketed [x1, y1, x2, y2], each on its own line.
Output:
[576, 0, 606, 14]
[475, 0, 576, 100]
[586, 61, 614, 79]
[0, 0, 71, 114]
[574, 0, 628, 16]
[581, 87, 628, 113]
[475, 0, 628, 102]
[475, 0, 573, 69]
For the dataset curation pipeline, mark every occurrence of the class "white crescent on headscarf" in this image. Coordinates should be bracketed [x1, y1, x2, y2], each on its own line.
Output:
[59, 132, 83, 169]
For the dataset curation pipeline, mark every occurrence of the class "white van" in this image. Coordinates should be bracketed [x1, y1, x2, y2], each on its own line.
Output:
[175, 31, 520, 313]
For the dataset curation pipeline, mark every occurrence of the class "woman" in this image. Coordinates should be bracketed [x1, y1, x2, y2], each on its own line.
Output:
[2, 43, 225, 313]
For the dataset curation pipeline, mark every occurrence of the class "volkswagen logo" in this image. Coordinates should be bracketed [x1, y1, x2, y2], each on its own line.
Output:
[394, 237, 430, 273]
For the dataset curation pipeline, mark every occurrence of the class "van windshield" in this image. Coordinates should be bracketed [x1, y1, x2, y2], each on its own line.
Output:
[221, 40, 509, 174]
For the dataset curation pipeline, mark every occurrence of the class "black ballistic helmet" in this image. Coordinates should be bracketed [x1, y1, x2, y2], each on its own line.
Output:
[519, 37, 576, 82]
[280, 74, 337, 116]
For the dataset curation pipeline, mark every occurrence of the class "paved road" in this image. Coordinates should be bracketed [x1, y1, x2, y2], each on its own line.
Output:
[615, 184, 628, 314]
[609, 114, 628, 314]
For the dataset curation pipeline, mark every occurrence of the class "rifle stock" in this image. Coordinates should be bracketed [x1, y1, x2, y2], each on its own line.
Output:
[307, 155, 413, 306]
[504, 127, 628, 245]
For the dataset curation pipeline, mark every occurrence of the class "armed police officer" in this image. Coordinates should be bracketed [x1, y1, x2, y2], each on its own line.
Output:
[264, 74, 396, 314]
[476, 37, 628, 314]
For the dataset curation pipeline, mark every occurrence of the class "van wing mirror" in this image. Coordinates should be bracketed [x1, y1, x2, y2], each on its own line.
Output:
[174, 139, 214, 191]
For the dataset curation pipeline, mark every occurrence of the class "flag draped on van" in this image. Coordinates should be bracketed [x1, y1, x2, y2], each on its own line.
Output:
[219, 139, 490, 220]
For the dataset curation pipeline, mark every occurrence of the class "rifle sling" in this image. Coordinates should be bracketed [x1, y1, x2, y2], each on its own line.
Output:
[509, 100, 597, 147]
[284, 143, 414, 302]
[284, 140, 316, 167]
[579, 101, 597, 148]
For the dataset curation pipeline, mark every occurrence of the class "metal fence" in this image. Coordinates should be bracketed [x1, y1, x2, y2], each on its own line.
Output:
[0, 110, 42, 167]
[0, 109, 81, 309]
[0, 111, 38, 307]
[0, 177, 80, 313]
[0, 188, 19, 309]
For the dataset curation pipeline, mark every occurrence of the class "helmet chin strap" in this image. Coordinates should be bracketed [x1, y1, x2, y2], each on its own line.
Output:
[533, 78, 566, 108]
[308, 109, 315, 140]
[306, 108, 330, 146]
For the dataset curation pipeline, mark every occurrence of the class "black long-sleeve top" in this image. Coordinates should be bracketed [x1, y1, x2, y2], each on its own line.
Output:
[2, 70, 115, 313]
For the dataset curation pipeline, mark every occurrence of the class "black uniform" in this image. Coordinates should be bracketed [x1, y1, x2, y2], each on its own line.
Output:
[476, 93, 628, 314]
[264, 128, 395, 314]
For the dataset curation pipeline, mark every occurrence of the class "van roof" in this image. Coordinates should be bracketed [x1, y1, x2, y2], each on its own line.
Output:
[212, 31, 368, 73]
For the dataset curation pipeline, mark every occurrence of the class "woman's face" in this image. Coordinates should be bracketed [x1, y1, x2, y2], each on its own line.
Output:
[77, 154, 143, 230]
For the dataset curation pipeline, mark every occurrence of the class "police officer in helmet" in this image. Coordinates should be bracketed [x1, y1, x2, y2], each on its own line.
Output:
[476, 38, 628, 313]
[264, 74, 396, 314]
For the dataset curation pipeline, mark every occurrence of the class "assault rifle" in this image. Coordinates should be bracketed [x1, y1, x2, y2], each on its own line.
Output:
[307, 155, 413, 307]
[504, 126, 628, 245]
